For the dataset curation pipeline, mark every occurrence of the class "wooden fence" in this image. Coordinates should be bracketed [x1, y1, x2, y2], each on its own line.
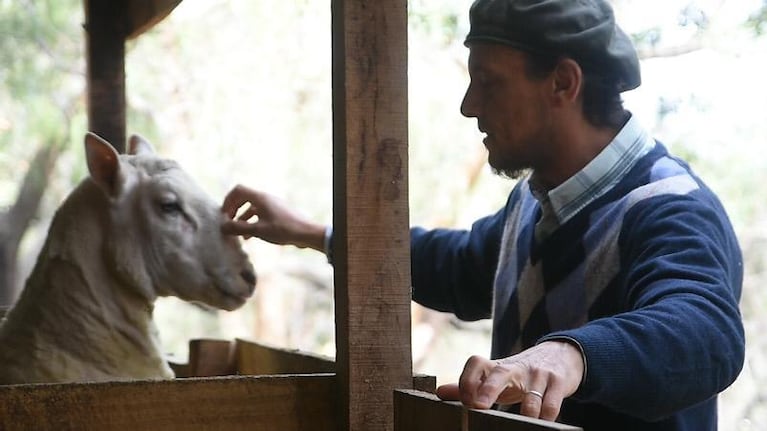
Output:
[395, 390, 583, 431]
[0, 338, 581, 431]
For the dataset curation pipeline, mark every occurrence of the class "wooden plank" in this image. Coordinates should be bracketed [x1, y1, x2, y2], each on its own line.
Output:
[394, 390, 583, 431]
[331, 0, 411, 429]
[411, 374, 436, 393]
[172, 338, 434, 393]
[126, 0, 183, 39]
[167, 358, 190, 378]
[234, 338, 335, 375]
[467, 408, 582, 431]
[0, 374, 337, 431]
[84, 0, 128, 152]
[394, 390, 464, 431]
[188, 338, 236, 377]
[233, 339, 433, 392]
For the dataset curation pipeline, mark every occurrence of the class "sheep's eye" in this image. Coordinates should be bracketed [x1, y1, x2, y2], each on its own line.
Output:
[159, 201, 183, 215]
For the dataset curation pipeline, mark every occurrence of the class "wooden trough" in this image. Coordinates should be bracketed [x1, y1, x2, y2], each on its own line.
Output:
[0, 0, 583, 430]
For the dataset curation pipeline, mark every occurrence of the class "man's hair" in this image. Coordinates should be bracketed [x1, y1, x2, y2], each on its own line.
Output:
[523, 51, 627, 129]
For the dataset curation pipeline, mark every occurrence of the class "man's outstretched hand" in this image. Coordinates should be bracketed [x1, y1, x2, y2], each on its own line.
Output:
[435, 340, 584, 421]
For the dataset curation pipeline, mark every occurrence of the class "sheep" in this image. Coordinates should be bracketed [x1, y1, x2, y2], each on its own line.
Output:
[0, 133, 256, 384]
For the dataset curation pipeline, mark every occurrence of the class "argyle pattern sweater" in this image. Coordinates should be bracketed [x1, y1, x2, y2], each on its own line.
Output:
[411, 142, 744, 431]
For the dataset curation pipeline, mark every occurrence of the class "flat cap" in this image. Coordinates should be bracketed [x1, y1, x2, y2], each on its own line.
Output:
[465, 0, 641, 92]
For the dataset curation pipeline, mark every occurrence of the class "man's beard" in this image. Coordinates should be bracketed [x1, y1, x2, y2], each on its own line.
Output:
[491, 165, 530, 180]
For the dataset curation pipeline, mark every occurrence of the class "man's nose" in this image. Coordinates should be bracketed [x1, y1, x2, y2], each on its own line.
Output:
[460, 86, 477, 118]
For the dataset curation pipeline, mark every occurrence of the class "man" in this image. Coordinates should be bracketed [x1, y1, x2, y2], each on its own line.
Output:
[221, 0, 745, 429]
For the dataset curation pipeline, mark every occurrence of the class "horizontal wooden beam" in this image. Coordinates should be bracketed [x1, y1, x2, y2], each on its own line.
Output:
[127, 0, 183, 39]
[170, 338, 436, 393]
[395, 389, 464, 431]
[394, 390, 583, 431]
[235, 338, 336, 375]
[0, 375, 337, 431]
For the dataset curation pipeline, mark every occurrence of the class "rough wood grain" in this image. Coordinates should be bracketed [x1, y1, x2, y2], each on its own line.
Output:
[395, 389, 464, 431]
[234, 338, 336, 375]
[84, 0, 127, 152]
[126, 0, 183, 39]
[171, 338, 435, 395]
[0, 375, 337, 431]
[467, 408, 583, 431]
[394, 390, 583, 431]
[331, 0, 411, 430]
[188, 338, 236, 377]
[411, 374, 437, 393]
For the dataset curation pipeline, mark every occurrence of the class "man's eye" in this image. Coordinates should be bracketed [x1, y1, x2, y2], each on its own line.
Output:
[159, 201, 183, 214]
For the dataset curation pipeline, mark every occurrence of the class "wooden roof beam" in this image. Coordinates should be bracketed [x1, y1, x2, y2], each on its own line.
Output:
[127, 0, 182, 40]
[84, 0, 181, 152]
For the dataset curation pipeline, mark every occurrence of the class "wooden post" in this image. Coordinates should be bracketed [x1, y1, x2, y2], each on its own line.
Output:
[84, 0, 128, 153]
[331, 0, 411, 430]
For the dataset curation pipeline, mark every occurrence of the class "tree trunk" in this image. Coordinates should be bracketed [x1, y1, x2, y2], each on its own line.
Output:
[0, 144, 59, 307]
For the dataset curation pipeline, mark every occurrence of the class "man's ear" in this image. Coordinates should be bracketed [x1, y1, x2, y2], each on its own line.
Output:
[128, 134, 156, 156]
[551, 58, 583, 104]
[84, 132, 122, 197]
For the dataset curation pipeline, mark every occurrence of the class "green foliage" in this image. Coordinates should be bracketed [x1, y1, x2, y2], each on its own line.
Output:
[409, 0, 463, 46]
[747, 1, 767, 35]
[0, 0, 81, 100]
[0, 0, 84, 200]
[630, 27, 663, 51]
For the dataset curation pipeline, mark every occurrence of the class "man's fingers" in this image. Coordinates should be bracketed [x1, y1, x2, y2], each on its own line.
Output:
[435, 383, 460, 401]
[476, 367, 512, 407]
[236, 205, 259, 222]
[221, 220, 242, 235]
[221, 219, 256, 237]
[221, 185, 263, 218]
[477, 361, 526, 407]
[536, 379, 567, 421]
[458, 355, 493, 408]
[518, 369, 547, 419]
[221, 189, 246, 218]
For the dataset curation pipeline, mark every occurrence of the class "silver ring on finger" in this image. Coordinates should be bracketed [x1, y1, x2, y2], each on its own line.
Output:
[526, 390, 544, 399]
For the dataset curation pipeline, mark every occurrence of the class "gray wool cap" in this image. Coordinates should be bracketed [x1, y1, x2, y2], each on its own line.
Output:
[465, 0, 641, 92]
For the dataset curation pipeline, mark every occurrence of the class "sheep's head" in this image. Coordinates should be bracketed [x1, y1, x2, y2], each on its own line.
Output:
[85, 132, 256, 310]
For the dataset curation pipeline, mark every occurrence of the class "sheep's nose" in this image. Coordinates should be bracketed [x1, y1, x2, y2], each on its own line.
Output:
[241, 269, 257, 293]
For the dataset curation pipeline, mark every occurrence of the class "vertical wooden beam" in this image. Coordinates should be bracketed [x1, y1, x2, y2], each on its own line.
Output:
[331, 0, 411, 430]
[84, 0, 128, 153]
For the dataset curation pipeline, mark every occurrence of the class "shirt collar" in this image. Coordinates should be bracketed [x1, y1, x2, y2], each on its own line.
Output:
[529, 114, 656, 225]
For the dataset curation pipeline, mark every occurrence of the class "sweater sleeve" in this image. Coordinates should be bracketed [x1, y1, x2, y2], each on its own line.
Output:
[541, 191, 745, 421]
[410, 204, 507, 321]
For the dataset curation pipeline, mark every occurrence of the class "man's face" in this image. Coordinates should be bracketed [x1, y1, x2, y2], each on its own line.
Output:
[461, 44, 554, 179]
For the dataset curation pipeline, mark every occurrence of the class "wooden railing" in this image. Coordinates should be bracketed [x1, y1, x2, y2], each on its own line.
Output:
[395, 389, 582, 431]
[0, 374, 338, 431]
[169, 337, 336, 377]
[0, 338, 581, 431]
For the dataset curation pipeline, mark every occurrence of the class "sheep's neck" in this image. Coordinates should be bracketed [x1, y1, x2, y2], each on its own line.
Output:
[0, 184, 172, 382]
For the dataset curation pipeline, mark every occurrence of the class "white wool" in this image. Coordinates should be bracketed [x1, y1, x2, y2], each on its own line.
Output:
[0, 133, 256, 384]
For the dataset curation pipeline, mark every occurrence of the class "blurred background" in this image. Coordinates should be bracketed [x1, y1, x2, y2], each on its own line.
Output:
[1, 0, 765, 429]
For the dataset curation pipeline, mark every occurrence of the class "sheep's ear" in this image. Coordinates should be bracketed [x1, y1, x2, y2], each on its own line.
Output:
[84, 132, 122, 197]
[128, 134, 156, 156]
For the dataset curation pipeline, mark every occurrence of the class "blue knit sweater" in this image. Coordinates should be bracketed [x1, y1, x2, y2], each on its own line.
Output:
[411, 142, 744, 430]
